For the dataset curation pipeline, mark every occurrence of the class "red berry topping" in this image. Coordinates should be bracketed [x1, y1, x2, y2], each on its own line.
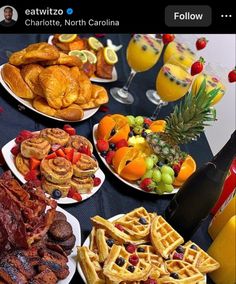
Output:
[129, 254, 139, 266]
[105, 150, 115, 165]
[172, 252, 184, 260]
[162, 34, 175, 45]
[142, 278, 157, 284]
[93, 177, 101, 186]
[115, 224, 124, 231]
[140, 178, 155, 192]
[97, 139, 109, 152]
[228, 68, 236, 83]
[196, 37, 208, 50]
[125, 244, 136, 254]
[72, 192, 82, 202]
[11, 145, 20, 156]
[78, 146, 92, 156]
[191, 57, 205, 76]
[24, 170, 39, 182]
[67, 187, 76, 198]
[116, 139, 128, 149]
[72, 152, 81, 164]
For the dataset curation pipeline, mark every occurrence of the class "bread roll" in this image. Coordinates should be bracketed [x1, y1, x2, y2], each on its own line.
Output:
[56, 104, 84, 121]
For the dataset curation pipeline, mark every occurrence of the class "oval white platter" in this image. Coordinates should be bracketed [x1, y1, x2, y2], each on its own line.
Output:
[0, 64, 99, 122]
[1, 134, 105, 205]
[92, 124, 178, 195]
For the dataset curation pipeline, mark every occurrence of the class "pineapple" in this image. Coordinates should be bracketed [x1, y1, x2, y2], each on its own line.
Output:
[146, 79, 219, 164]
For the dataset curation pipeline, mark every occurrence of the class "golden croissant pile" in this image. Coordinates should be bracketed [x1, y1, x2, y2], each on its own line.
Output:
[1, 42, 109, 121]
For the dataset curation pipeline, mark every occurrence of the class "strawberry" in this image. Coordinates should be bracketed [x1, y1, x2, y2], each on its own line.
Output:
[51, 144, 62, 152]
[191, 57, 205, 76]
[11, 145, 20, 156]
[116, 139, 128, 149]
[72, 152, 81, 164]
[24, 170, 39, 181]
[46, 152, 57, 159]
[144, 118, 152, 126]
[105, 151, 115, 165]
[93, 177, 101, 186]
[162, 34, 175, 45]
[64, 148, 74, 161]
[29, 158, 41, 170]
[56, 148, 66, 158]
[196, 37, 208, 50]
[78, 145, 91, 156]
[97, 139, 109, 152]
[67, 187, 76, 198]
[115, 224, 124, 231]
[173, 164, 181, 176]
[72, 192, 82, 202]
[63, 124, 76, 135]
[228, 67, 236, 83]
[18, 130, 33, 140]
[140, 178, 155, 192]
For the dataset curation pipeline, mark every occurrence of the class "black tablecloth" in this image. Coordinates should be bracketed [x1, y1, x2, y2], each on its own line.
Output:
[0, 34, 214, 283]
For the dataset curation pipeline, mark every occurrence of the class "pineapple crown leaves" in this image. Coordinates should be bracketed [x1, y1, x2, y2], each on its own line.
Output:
[165, 78, 219, 145]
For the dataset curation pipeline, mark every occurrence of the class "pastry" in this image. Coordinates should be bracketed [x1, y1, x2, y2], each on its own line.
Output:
[89, 227, 98, 253]
[72, 69, 92, 105]
[103, 244, 152, 282]
[44, 52, 83, 67]
[67, 135, 93, 152]
[70, 176, 94, 194]
[15, 153, 30, 175]
[40, 157, 73, 184]
[40, 128, 70, 146]
[41, 178, 70, 197]
[21, 137, 51, 160]
[95, 48, 113, 79]
[52, 34, 88, 52]
[73, 154, 98, 177]
[151, 216, 184, 259]
[77, 246, 105, 284]
[21, 64, 44, 96]
[55, 103, 84, 121]
[9, 42, 59, 66]
[1, 63, 35, 99]
[33, 96, 57, 117]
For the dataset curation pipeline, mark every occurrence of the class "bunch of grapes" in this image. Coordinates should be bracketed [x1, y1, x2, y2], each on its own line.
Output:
[126, 115, 151, 137]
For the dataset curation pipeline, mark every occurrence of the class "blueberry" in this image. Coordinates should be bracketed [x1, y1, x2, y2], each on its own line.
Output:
[190, 244, 198, 250]
[111, 128, 116, 136]
[115, 257, 125, 266]
[109, 143, 116, 150]
[142, 45, 147, 51]
[157, 161, 164, 167]
[141, 131, 147, 138]
[128, 131, 134, 137]
[106, 239, 115, 247]
[100, 150, 107, 157]
[143, 123, 149, 129]
[176, 246, 185, 254]
[52, 189, 62, 199]
[127, 265, 135, 272]
[170, 272, 179, 279]
[139, 217, 147, 225]
[137, 247, 145, 252]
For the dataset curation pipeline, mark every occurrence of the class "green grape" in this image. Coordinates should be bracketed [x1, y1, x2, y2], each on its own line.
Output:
[145, 157, 154, 170]
[150, 154, 159, 165]
[133, 126, 143, 135]
[163, 184, 174, 193]
[161, 165, 175, 177]
[155, 182, 166, 194]
[142, 169, 153, 180]
[127, 115, 135, 126]
[152, 168, 162, 182]
[161, 173, 173, 185]
[135, 116, 144, 125]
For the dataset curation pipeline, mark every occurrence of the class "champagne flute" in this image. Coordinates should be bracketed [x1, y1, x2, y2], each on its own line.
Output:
[110, 34, 163, 104]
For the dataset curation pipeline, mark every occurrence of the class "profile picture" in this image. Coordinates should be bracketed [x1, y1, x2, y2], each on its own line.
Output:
[0, 5, 18, 27]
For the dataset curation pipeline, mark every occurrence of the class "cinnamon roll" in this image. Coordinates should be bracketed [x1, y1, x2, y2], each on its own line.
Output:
[41, 178, 70, 197]
[40, 128, 70, 146]
[40, 157, 73, 184]
[73, 154, 98, 177]
[15, 153, 30, 175]
[21, 137, 50, 160]
[70, 176, 94, 194]
[66, 135, 93, 152]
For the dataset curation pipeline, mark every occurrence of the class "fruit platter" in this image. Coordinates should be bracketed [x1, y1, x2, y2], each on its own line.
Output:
[2, 125, 105, 204]
[77, 207, 219, 283]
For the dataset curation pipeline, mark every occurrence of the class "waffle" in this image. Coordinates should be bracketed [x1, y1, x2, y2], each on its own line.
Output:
[183, 241, 220, 273]
[89, 227, 98, 253]
[111, 207, 151, 239]
[103, 244, 152, 282]
[77, 246, 105, 284]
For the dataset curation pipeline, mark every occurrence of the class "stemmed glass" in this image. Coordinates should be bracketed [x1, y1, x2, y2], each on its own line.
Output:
[110, 34, 163, 104]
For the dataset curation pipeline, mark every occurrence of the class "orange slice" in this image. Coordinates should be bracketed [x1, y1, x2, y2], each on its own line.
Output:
[149, 120, 166, 132]
[173, 155, 196, 187]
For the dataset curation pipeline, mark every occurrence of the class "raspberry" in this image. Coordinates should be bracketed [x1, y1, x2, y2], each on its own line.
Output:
[105, 151, 115, 165]
[129, 254, 139, 266]
[97, 139, 109, 152]
[116, 139, 128, 149]
[93, 177, 101, 186]
[125, 244, 136, 253]
[172, 252, 184, 260]
[115, 224, 124, 231]
[24, 170, 39, 182]
[15, 136, 24, 144]
[11, 145, 20, 156]
[142, 278, 157, 284]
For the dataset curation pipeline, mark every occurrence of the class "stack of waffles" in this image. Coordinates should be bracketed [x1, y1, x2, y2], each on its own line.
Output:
[77, 207, 219, 284]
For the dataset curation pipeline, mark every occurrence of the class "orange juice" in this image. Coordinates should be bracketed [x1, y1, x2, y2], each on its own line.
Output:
[164, 41, 196, 69]
[156, 63, 192, 102]
[192, 73, 226, 105]
[126, 34, 163, 72]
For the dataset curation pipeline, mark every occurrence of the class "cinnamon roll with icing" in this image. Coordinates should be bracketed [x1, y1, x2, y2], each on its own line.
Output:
[67, 135, 93, 152]
[21, 137, 50, 160]
[40, 157, 73, 184]
[73, 154, 98, 177]
[40, 128, 70, 146]
[70, 176, 94, 194]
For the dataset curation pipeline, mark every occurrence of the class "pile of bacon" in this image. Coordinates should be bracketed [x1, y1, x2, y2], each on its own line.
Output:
[0, 171, 70, 284]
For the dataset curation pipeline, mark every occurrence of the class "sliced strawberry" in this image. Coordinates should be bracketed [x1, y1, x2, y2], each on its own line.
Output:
[24, 170, 39, 181]
[97, 139, 109, 152]
[72, 152, 81, 164]
[29, 158, 41, 170]
[65, 148, 74, 161]
[105, 150, 115, 165]
[18, 130, 33, 140]
[63, 124, 72, 130]
[72, 192, 82, 202]
[116, 139, 128, 149]
[15, 136, 25, 144]
[65, 127, 76, 136]
[56, 148, 66, 158]
[46, 152, 57, 159]
[11, 145, 20, 156]
[67, 187, 76, 198]
[51, 144, 62, 152]
[93, 177, 101, 186]
[78, 146, 92, 156]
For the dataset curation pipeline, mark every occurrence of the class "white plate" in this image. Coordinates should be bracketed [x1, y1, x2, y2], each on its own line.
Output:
[0, 64, 99, 122]
[48, 35, 118, 83]
[1, 135, 105, 205]
[57, 206, 81, 284]
[77, 214, 206, 284]
[92, 124, 178, 195]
